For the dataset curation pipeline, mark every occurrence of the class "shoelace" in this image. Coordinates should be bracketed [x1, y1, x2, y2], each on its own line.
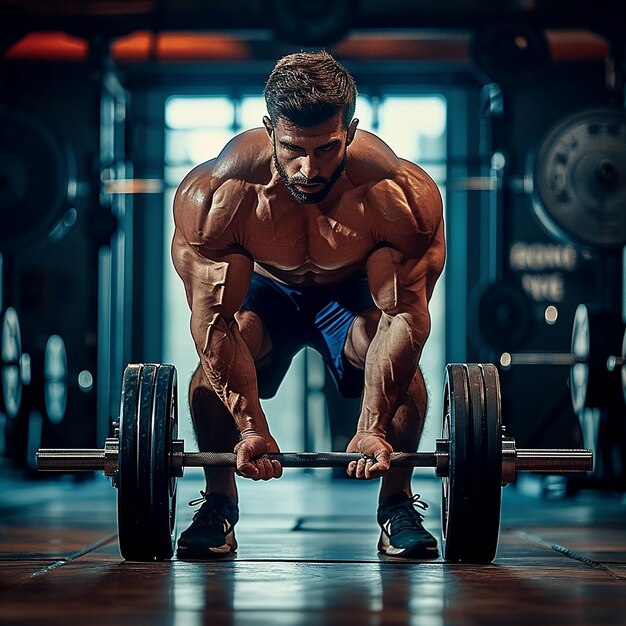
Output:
[187, 491, 227, 527]
[188, 491, 208, 507]
[389, 494, 429, 533]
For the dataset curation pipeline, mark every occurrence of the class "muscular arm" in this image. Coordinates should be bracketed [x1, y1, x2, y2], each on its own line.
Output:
[171, 167, 270, 437]
[353, 168, 445, 462]
[360, 227, 444, 434]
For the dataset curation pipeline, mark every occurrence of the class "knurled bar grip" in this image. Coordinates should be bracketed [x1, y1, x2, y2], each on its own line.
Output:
[183, 451, 438, 468]
[37, 449, 106, 471]
[515, 449, 593, 472]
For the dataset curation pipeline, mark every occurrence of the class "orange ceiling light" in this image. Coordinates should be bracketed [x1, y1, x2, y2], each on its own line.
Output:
[111, 31, 252, 62]
[4, 32, 88, 61]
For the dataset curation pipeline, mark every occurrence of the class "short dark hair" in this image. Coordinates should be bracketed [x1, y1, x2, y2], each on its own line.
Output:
[264, 50, 357, 128]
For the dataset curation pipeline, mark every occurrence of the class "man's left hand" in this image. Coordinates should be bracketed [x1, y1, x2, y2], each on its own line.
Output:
[345, 433, 393, 479]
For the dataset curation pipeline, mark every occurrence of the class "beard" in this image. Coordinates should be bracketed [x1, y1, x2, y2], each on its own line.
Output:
[273, 142, 347, 205]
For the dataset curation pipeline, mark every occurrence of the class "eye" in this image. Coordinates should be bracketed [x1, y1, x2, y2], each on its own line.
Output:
[320, 142, 338, 152]
[280, 141, 302, 152]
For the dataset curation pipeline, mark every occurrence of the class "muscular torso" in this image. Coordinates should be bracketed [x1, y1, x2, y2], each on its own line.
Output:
[174, 128, 441, 287]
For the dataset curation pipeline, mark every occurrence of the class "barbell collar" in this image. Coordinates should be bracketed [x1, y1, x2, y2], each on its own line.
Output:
[171, 439, 185, 478]
[607, 356, 625, 371]
[104, 438, 119, 477]
[501, 437, 516, 485]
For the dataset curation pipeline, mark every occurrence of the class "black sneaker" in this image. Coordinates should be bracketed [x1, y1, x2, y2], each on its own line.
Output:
[176, 492, 239, 559]
[377, 493, 439, 559]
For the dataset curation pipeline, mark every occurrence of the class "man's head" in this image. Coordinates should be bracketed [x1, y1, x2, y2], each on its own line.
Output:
[263, 51, 359, 204]
[263, 50, 357, 128]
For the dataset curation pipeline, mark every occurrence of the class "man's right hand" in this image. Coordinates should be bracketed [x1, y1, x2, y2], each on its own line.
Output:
[233, 430, 283, 480]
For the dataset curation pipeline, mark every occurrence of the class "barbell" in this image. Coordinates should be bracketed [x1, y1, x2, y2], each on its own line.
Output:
[36, 362, 592, 564]
[499, 303, 626, 413]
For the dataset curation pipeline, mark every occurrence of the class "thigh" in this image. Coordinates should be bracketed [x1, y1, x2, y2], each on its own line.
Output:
[242, 272, 308, 398]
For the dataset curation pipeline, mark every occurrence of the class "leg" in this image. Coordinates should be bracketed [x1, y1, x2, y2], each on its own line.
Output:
[189, 308, 272, 503]
[343, 307, 427, 502]
[344, 309, 437, 558]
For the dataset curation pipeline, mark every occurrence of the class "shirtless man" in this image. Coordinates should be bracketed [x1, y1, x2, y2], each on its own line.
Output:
[172, 51, 445, 560]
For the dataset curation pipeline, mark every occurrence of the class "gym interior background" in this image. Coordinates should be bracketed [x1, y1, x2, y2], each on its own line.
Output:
[0, 1, 625, 624]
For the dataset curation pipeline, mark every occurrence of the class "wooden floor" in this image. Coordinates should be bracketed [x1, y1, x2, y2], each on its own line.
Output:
[0, 469, 625, 626]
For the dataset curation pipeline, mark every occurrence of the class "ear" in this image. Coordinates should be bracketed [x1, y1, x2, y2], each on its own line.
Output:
[346, 118, 359, 146]
[263, 115, 274, 138]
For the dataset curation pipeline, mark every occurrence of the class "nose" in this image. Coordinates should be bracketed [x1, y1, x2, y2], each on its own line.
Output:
[299, 155, 319, 181]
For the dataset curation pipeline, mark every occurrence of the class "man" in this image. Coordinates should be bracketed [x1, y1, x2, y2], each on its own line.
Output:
[171, 50, 445, 559]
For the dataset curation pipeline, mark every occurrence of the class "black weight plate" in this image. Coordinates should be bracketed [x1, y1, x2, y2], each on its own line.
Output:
[442, 363, 502, 563]
[530, 107, 626, 249]
[470, 22, 549, 86]
[133, 365, 158, 561]
[476, 363, 503, 561]
[0, 112, 75, 251]
[441, 363, 469, 562]
[570, 304, 624, 413]
[469, 280, 532, 353]
[150, 364, 178, 560]
[269, 0, 352, 46]
[117, 363, 148, 560]
[1, 307, 22, 419]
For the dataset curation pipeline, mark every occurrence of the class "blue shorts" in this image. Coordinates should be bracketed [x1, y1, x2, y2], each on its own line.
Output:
[243, 272, 374, 399]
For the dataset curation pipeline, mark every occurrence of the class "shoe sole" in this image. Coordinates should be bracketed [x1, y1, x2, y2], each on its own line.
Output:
[378, 532, 439, 559]
[176, 534, 237, 560]
[176, 545, 236, 559]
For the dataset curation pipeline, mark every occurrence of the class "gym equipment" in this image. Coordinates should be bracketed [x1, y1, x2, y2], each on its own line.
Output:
[529, 107, 626, 249]
[0, 111, 76, 251]
[1, 307, 23, 419]
[499, 303, 625, 412]
[36, 362, 592, 564]
[606, 325, 626, 406]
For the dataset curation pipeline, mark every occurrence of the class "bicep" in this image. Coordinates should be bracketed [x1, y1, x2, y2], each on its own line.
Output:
[172, 235, 253, 345]
[366, 223, 445, 320]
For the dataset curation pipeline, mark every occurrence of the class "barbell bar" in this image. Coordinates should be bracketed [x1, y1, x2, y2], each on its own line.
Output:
[36, 362, 592, 564]
[36, 440, 592, 478]
[498, 304, 626, 413]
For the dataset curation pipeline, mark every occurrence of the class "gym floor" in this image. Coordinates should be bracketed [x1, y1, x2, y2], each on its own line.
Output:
[0, 470, 625, 626]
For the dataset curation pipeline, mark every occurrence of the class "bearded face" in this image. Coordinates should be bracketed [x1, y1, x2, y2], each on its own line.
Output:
[273, 142, 347, 205]
[265, 112, 357, 205]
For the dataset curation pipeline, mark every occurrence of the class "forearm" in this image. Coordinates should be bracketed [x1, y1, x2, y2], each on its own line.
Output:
[357, 312, 423, 435]
[196, 313, 269, 435]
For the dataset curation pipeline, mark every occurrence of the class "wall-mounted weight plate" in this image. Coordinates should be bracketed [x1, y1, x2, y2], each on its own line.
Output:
[1, 307, 23, 419]
[117, 363, 178, 561]
[570, 304, 624, 413]
[529, 107, 626, 249]
[0, 112, 76, 251]
[442, 363, 502, 563]
[44, 335, 67, 424]
[469, 280, 532, 353]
